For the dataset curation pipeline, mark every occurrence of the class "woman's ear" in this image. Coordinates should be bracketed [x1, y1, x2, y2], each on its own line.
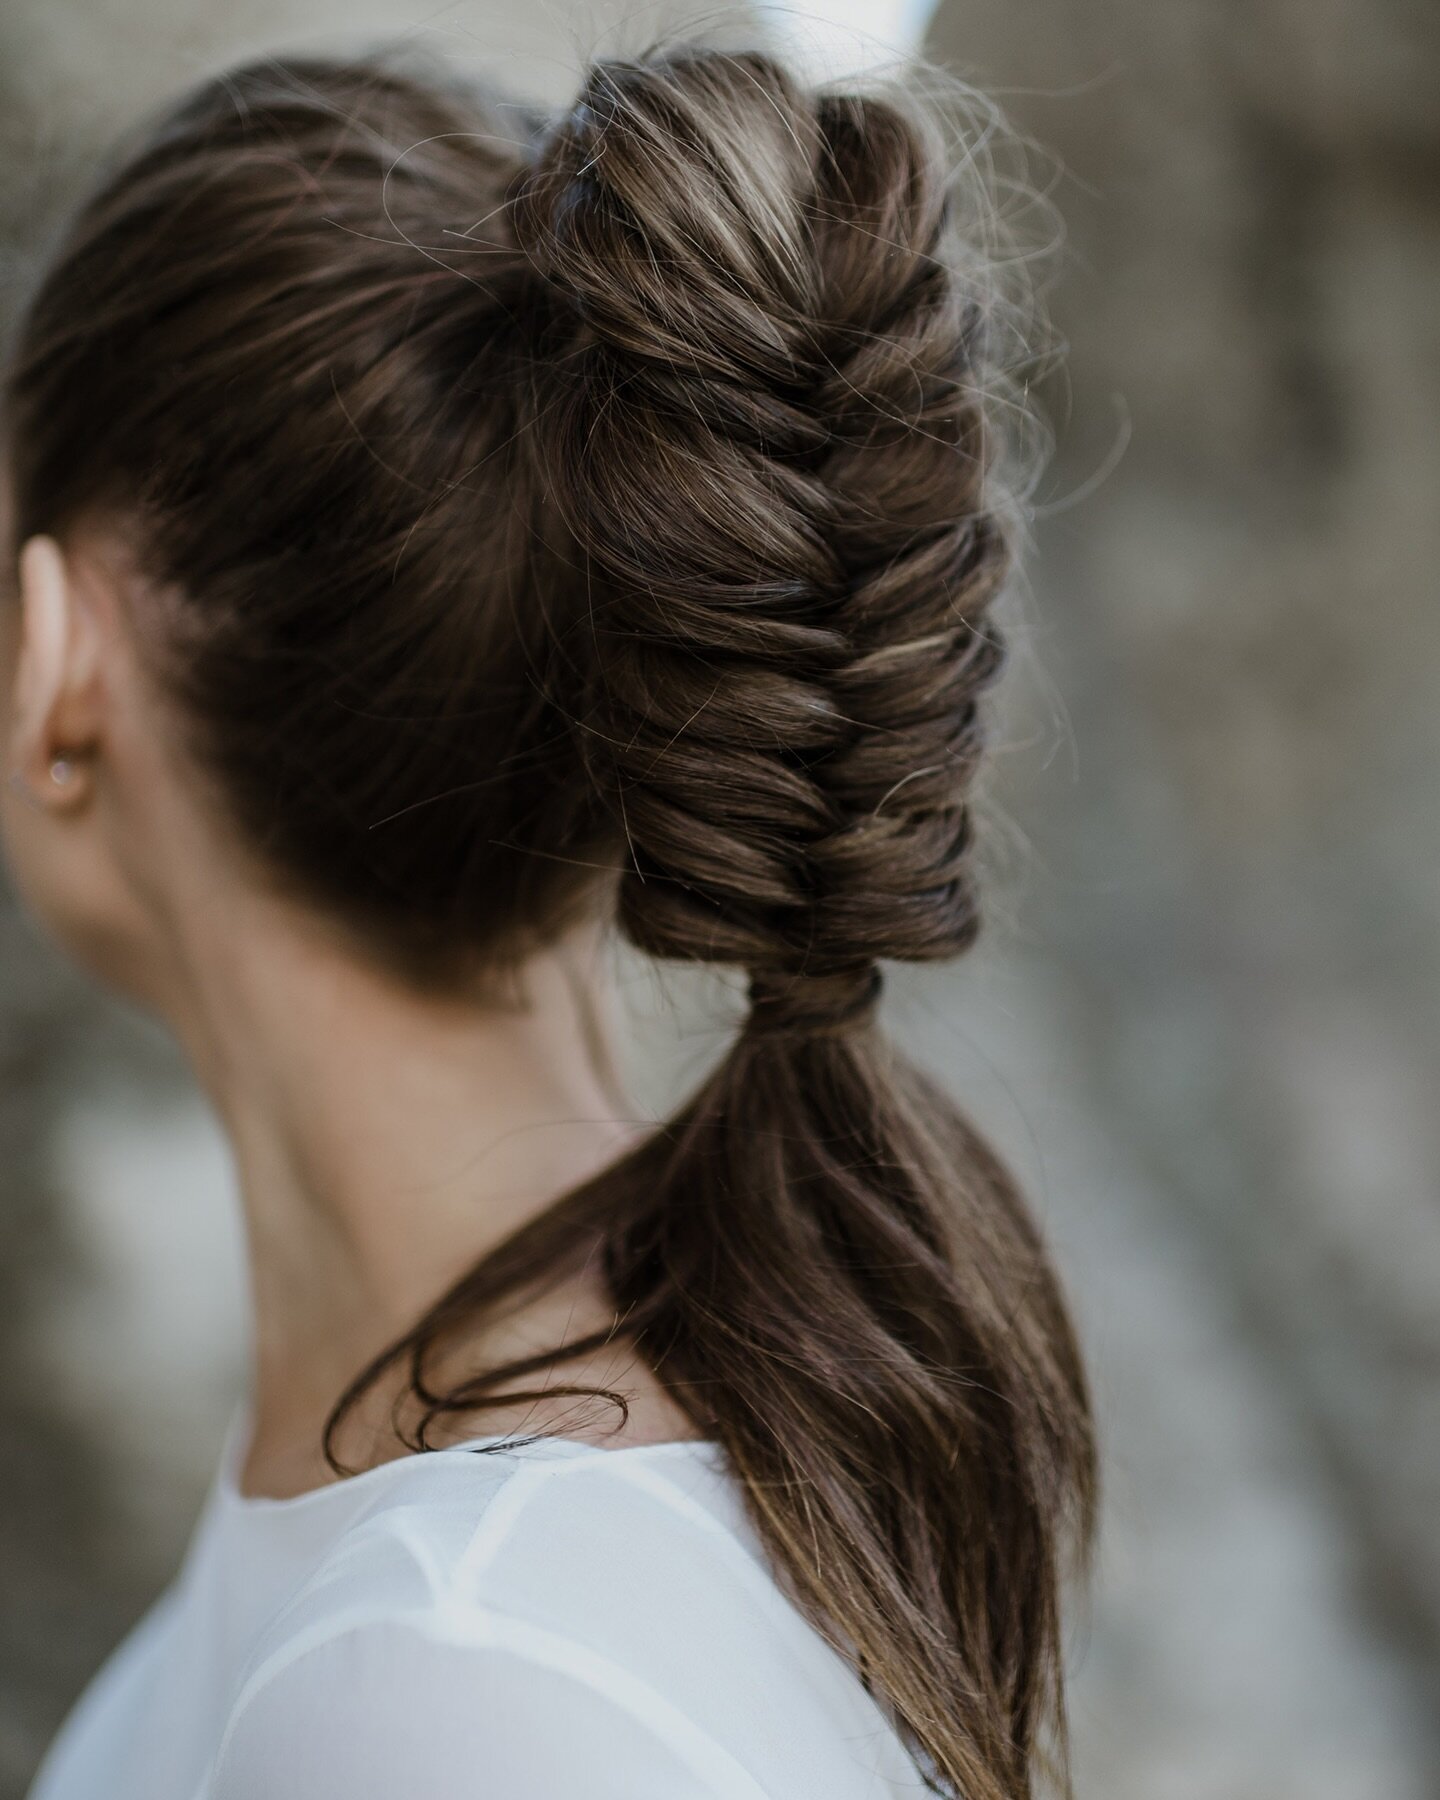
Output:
[8, 534, 104, 807]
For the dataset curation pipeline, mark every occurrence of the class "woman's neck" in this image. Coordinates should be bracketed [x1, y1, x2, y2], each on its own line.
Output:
[154, 884, 654, 1496]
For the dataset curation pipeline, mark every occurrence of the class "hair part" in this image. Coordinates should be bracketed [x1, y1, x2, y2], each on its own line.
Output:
[5, 41, 1095, 1798]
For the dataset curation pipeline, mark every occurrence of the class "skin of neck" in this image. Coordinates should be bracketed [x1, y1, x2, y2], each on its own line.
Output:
[180, 900, 652, 1496]
[157, 837, 658, 1495]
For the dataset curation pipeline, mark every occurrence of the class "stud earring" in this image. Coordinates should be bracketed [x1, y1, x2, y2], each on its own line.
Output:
[5, 758, 81, 811]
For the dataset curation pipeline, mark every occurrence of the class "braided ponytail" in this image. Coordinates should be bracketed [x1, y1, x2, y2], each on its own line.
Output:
[511, 55, 996, 1036]
[496, 49, 1096, 1799]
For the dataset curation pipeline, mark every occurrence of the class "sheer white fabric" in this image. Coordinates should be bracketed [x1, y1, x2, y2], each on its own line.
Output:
[27, 1424, 928, 1798]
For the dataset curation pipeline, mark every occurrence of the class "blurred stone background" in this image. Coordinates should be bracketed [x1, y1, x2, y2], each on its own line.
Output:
[0, 2, 1436, 1796]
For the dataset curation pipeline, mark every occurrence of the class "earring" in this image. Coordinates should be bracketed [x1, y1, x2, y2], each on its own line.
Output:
[5, 756, 80, 810]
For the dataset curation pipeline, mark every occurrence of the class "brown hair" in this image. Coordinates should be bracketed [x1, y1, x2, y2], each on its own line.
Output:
[5, 44, 1095, 1798]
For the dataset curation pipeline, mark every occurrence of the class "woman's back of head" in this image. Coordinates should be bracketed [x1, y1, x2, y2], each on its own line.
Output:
[8, 57, 612, 986]
[3, 41, 1094, 1799]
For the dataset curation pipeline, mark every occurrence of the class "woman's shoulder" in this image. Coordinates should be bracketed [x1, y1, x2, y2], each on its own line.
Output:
[230, 1433, 751, 1652]
[212, 1436, 916, 1798]
[307, 1431, 753, 1603]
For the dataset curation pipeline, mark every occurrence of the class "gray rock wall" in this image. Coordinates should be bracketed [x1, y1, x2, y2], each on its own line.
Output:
[924, 0, 1440, 1774]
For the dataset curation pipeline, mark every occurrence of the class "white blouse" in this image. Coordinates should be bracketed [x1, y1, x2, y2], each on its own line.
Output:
[27, 1419, 928, 1798]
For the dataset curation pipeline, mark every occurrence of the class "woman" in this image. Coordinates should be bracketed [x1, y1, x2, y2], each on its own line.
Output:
[3, 39, 1095, 1800]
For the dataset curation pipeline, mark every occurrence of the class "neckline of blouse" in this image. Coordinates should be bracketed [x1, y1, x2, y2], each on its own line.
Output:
[216, 1407, 724, 1515]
